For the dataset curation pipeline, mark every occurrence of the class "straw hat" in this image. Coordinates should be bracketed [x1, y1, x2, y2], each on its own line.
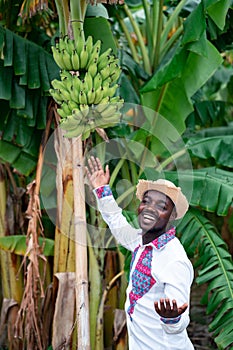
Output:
[136, 179, 189, 219]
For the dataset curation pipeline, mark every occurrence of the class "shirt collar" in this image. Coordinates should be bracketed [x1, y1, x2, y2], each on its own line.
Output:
[139, 226, 176, 250]
[152, 226, 176, 249]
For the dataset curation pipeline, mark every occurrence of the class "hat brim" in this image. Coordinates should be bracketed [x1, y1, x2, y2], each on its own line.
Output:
[136, 179, 189, 219]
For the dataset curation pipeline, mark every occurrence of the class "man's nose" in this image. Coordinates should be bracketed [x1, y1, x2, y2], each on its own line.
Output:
[146, 203, 158, 213]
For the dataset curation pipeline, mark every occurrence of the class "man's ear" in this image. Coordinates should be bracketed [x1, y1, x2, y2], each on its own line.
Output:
[169, 208, 177, 221]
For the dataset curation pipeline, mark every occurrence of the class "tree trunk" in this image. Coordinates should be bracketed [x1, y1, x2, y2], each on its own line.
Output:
[72, 137, 90, 349]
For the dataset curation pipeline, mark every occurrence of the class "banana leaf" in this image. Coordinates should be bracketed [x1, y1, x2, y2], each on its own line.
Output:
[140, 40, 222, 135]
[0, 26, 59, 175]
[139, 0, 230, 136]
[205, 0, 231, 30]
[177, 208, 233, 349]
[186, 134, 233, 168]
[0, 235, 54, 256]
[143, 167, 233, 216]
[186, 100, 229, 129]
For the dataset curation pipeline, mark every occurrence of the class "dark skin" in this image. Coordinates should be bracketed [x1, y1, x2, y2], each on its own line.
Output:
[138, 190, 175, 245]
[86, 156, 188, 319]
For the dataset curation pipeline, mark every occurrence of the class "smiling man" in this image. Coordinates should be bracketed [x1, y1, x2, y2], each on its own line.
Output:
[86, 157, 194, 350]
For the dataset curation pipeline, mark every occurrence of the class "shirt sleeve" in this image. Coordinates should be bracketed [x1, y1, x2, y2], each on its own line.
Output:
[159, 259, 193, 334]
[93, 185, 141, 252]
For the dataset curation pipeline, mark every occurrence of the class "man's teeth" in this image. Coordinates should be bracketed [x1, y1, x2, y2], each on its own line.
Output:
[143, 214, 156, 220]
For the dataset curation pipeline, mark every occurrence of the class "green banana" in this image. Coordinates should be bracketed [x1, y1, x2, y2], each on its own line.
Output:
[93, 86, 104, 104]
[93, 73, 102, 90]
[60, 115, 80, 130]
[62, 77, 73, 92]
[58, 36, 67, 51]
[51, 47, 66, 69]
[96, 95, 110, 106]
[76, 35, 85, 55]
[59, 87, 71, 101]
[80, 79, 88, 93]
[101, 103, 118, 118]
[62, 50, 73, 71]
[49, 89, 64, 104]
[60, 70, 72, 81]
[87, 59, 98, 77]
[66, 38, 75, 56]
[101, 82, 110, 98]
[110, 96, 123, 103]
[109, 65, 122, 83]
[72, 76, 81, 92]
[64, 123, 85, 138]
[80, 104, 90, 118]
[72, 108, 84, 122]
[70, 86, 80, 104]
[71, 50, 80, 71]
[87, 88, 96, 105]
[85, 72, 93, 90]
[80, 45, 89, 69]
[57, 108, 67, 119]
[54, 36, 125, 136]
[79, 90, 88, 105]
[51, 79, 64, 91]
[68, 100, 78, 112]
[108, 84, 119, 98]
[85, 36, 93, 57]
[97, 48, 113, 70]
[87, 42, 101, 68]
[94, 98, 111, 114]
[100, 65, 111, 81]
[101, 111, 122, 123]
[97, 54, 116, 72]
[61, 102, 72, 115]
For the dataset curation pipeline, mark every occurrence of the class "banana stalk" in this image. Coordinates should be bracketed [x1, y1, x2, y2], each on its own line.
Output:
[70, 1, 90, 348]
[53, 176, 75, 273]
[103, 251, 118, 348]
[0, 165, 23, 305]
[95, 271, 124, 350]
[72, 136, 90, 350]
[87, 231, 102, 350]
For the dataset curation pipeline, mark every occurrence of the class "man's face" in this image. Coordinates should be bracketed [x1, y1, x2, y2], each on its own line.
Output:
[137, 190, 175, 234]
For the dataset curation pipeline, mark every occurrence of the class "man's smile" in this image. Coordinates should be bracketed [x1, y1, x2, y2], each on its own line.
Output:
[141, 211, 158, 223]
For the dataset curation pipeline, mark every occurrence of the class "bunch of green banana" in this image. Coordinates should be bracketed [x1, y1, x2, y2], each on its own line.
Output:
[50, 32, 124, 139]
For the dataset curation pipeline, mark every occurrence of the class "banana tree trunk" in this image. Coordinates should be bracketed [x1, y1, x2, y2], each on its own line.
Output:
[54, 126, 75, 274]
[72, 136, 90, 349]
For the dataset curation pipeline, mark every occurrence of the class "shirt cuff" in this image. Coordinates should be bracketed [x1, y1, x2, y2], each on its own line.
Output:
[160, 315, 181, 324]
[94, 185, 112, 199]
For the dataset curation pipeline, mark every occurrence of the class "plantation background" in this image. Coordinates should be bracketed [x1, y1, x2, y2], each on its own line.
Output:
[0, 0, 233, 349]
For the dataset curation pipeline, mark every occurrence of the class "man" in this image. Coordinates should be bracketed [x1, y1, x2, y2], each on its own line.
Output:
[86, 156, 194, 350]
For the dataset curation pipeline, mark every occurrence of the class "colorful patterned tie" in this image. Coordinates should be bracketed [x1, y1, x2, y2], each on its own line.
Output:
[127, 245, 156, 319]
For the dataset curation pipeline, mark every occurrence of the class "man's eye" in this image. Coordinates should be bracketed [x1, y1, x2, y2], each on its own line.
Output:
[157, 204, 166, 210]
[142, 199, 149, 204]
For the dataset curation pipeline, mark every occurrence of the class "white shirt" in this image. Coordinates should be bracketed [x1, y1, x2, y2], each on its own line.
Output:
[94, 186, 194, 350]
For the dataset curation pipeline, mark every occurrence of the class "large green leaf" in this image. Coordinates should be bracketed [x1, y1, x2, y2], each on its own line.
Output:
[177, 208, 233, 349]
[143, 167, 233, 215]
[186, 100, 228, 129]
[140, 40, 222, 134]
[0, 25, 59, 130]
[0, 235, 54, 256]
[182, 41, 222, 98]
[182, 1, 206, 45]
[186, 135, 233, 168]
[204, 0, 231, 30]
[0, 139, 37, 176]
[0, 26, 59, 174]
[84, 17, 117, 55]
